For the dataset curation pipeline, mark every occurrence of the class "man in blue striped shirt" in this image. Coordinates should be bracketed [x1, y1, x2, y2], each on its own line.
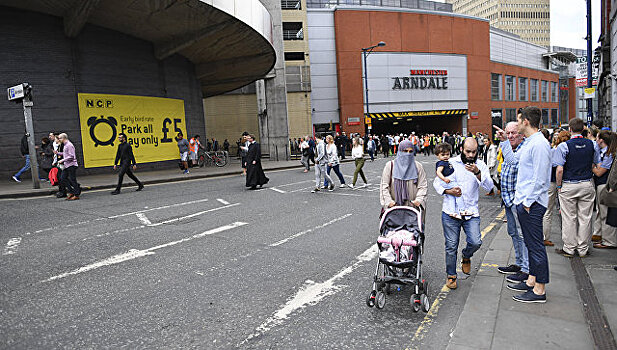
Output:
[494, 121, 529, 285]
[497, 107, 551, 303]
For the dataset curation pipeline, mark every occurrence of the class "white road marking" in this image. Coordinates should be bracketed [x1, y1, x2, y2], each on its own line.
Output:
[148, 203, 240, 227]
[241, 245, 378, 345]
[43, 222, 248, 282]
[135, 213, 152, 226]
[269, 214, 352, 247]
[270, 187, 286, 194]
[288, 186, 315, 193]
[276, 180, 313, 187]
[217, 198, 230, 205]
[3, 237, 22, 255]
[24, 198, 211, 236]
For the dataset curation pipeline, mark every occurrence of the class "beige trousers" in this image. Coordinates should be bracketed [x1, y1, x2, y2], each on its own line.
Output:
[542, 182, 558, 240]
[594, 184, 617, 246]
[559, 181, 596, 255]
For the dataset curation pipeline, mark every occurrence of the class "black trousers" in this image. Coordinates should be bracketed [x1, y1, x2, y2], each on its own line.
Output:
[116, 163, 142, 191]
[61, 166, 81, 196]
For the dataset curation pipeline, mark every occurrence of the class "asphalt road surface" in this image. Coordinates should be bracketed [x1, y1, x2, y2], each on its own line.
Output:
[0, 155, 503, 349]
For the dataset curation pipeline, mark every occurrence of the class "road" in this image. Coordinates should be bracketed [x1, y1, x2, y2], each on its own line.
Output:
[0, 155, 503, 349]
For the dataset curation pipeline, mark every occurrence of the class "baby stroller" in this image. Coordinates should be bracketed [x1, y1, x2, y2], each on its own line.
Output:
[366, 206, 430, 312]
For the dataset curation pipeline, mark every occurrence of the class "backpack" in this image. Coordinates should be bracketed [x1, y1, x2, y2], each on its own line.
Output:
[49, 167, 59, 186]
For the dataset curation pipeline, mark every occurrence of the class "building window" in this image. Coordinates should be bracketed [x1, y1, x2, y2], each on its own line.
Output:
[550, 81, 558, 102]
[281, 0, 301, 9]
[285, 65, 311, 92]
[551, 109, 558, 126]
[505, 75, 515, 101]
[519, 77, 528, 101]
[491, 73, 502, 100]
[283, 22, 303, 40]
[542, 109, 549, 126]
[284, 52, 305, 61]
[541, 80, 548, 102]
[530, 79, 538, 101]
[505, 108, 517, 122]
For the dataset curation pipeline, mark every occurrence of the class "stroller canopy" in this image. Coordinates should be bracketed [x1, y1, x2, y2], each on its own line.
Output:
[379, 206, 423, 237]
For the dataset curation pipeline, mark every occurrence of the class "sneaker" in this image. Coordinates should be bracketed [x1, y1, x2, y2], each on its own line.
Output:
[340, 184, 346, 188]
[328, 185, 334, 192]
[348, 184, 355, 189]
[461, 258, 471, 275]
[183, 170, 189, 174]
[506, 272, 529, 284]
[507, 282, 533, 292]
[111, 190, 120, 195]
[364, 183, 371, 187]
[512, 290, 546, 303]
[311, 188, 320, 193]
[56, 193, 67, 198]
[12, 176, 21, 183]
[497, 264, 521, 275]
[446, 275, 457, 289]
[136, 185, 144, 192]
[321, 185, 327, 189]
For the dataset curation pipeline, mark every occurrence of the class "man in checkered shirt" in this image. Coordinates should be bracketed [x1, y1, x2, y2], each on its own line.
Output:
[496, 121, 529, 286]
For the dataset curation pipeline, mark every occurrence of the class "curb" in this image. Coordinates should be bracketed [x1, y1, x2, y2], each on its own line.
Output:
[0, 158, 356, 199]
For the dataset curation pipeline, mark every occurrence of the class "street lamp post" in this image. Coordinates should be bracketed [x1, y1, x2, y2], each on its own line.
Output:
[362, 41, 386, 133]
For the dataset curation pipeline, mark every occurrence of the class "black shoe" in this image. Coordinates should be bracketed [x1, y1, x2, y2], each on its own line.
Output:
[136, 185, 144, 191]
[249, 186, 257, 190]
[512, 290, 546, 303]
[507, 282, 533, 292]
[497, 264, 521, 275]
[506, 272, 529, 284]
[555, 248, 574, 258]
[111, 190, 120, 195]
[56, 193, 67, 198]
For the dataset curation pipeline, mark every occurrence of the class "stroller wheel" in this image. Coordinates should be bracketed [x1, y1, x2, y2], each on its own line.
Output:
[410, 293, 421, 313]
[421, 280, 429, 295]
[421, 294, 431, 313]
[366, 291, 376, 308]
[375, 291, 386, 309]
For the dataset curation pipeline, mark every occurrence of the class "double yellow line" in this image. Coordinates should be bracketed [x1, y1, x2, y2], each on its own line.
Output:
[407, 209, 505, 350]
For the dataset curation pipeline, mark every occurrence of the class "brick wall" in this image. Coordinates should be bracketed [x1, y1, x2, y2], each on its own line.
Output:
[0, 7, 205, 179]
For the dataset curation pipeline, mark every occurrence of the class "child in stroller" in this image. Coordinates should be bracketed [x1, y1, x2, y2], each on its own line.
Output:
[367, 206, 430, 312]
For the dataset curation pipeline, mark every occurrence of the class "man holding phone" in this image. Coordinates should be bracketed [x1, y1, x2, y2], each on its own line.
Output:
[434, 137, 494, 289]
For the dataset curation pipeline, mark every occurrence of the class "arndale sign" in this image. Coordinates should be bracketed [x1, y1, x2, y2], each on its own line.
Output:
[392, 69, 448, 90]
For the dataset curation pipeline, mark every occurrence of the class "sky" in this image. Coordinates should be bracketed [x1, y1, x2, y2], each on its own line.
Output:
[434, 0, 601, 50]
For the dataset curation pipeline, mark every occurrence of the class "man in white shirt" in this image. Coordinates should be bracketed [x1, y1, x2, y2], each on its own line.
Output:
[433, 138, 494, 289]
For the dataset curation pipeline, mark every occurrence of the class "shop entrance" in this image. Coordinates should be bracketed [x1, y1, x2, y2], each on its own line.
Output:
[368, 115, 463, 136]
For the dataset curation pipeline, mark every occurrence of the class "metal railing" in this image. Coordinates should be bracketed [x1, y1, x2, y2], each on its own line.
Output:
[283, 28, 304, 40]
[282, 0, 302, 9]
[306, 0, 452, 12]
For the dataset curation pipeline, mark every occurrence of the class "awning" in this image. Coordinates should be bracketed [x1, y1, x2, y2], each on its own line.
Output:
[366, 109, 468, 121]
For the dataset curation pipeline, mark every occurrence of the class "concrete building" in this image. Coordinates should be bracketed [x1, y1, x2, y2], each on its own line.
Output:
[204, 0, 312, 157]
[307, 5, 559, 137]
[446, 0, 550, 48]
[0, 0, 275, 178]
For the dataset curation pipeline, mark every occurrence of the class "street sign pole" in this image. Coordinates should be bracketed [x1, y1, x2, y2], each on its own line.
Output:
[7, 83, 39, 189]
[23, 98, 40, 189]
[586, 0, 593, 126]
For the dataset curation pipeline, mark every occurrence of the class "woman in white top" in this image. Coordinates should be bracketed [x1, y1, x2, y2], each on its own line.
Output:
[350, 136, 368, 189]
[324, 135, 347, 188]
[485, 137, 499, 196]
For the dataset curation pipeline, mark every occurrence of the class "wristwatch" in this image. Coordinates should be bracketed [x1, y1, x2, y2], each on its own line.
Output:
[474, 170, 481, 176]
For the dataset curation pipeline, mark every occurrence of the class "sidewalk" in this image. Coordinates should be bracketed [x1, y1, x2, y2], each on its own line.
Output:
[0, 157, 324, 199]
[447, 220, 617, 349]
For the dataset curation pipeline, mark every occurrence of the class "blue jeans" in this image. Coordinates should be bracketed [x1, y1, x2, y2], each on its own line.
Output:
[14, 155, 31, 179]
[324, 164, 345, 187]
[442, 213, 482, 276]
[505, 205, 529, 273]
[516, 203, 549, 284]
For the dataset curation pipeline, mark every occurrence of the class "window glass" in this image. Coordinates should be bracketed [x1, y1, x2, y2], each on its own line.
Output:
[530, 79, 538, 101]
[505, 75, 515, 101]
[491, 73, 502, 100]
[519, 77, 527, 101]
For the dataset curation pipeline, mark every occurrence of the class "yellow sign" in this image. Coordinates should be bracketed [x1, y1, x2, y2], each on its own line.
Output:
[365, 116, 372, 125]
[584, 87, 596, 94]
[367, 109, 468, 119]
[78, 93, 186, 168]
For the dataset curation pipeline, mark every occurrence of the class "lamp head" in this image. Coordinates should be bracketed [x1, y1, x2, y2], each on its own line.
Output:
[377, 41, 386, 47]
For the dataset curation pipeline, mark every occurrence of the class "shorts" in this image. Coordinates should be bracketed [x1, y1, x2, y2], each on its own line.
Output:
[190, 151, 198, 161]
[180, 151, 188, 162]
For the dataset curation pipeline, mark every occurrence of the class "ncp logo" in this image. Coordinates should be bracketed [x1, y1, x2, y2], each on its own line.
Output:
[85, 99, 113, 108]
[87, 116, 117, 147]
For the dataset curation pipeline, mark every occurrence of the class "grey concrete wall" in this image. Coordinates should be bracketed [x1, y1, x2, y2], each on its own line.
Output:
[0, 6, 205, 179]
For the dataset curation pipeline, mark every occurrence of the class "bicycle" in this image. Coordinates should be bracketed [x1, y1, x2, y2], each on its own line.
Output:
[197, 149, 227, 167]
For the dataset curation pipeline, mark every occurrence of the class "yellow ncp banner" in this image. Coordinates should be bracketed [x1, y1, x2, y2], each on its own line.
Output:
[78, 93, 186, 168]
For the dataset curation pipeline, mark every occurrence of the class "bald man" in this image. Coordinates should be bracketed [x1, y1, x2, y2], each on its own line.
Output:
[434, 137, 494, 289]
[494, 122, 529, 286]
